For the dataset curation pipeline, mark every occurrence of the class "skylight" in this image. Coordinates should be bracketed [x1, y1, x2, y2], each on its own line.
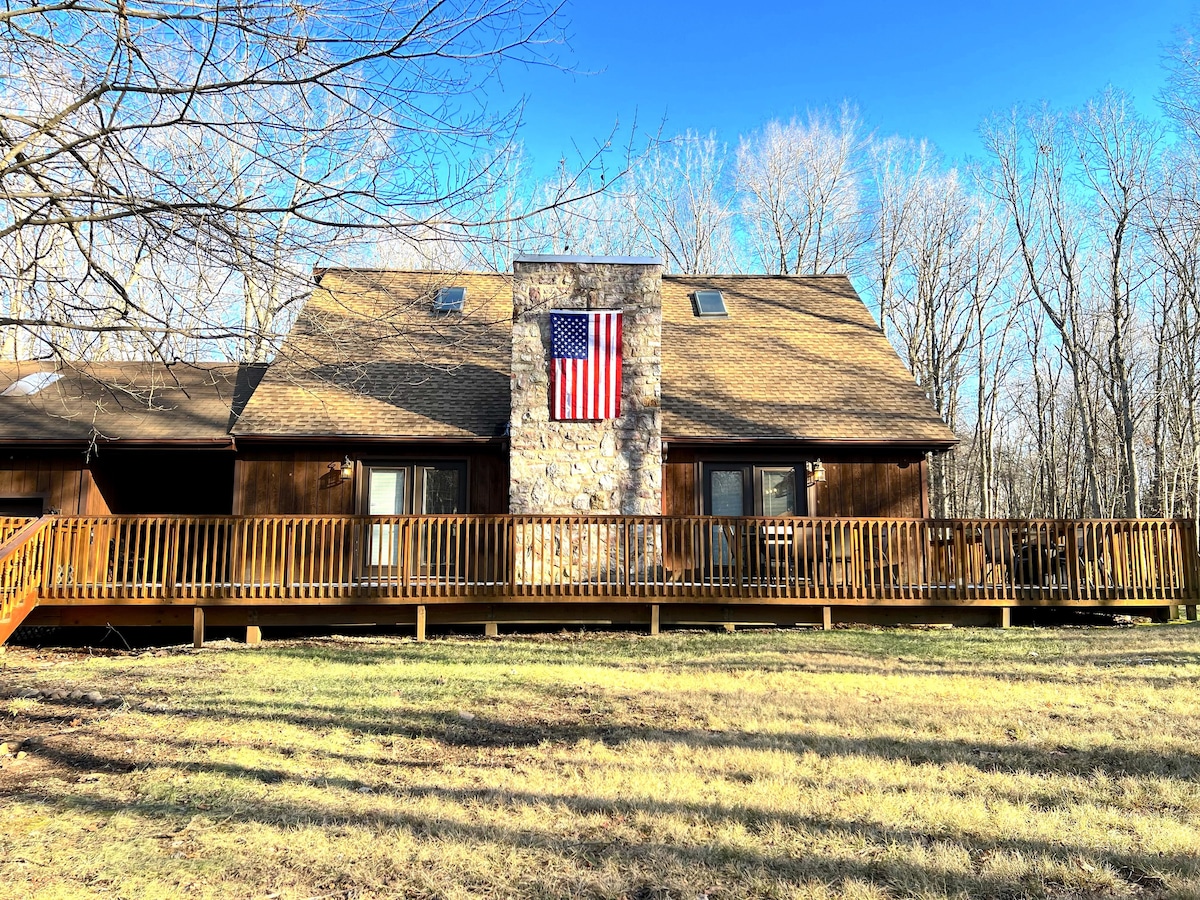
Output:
[0, 371, 62, 397]
[433, 286, 466, 313]
[691, 290, 728, 317]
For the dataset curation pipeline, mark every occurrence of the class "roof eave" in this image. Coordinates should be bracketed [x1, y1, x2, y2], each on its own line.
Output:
[663, 435, 957, 451]
[231, 433, 505, 445]
[0, 438, 236, 448]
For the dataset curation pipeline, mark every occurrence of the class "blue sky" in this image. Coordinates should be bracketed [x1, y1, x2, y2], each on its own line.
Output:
[496, 0, 1197, 173]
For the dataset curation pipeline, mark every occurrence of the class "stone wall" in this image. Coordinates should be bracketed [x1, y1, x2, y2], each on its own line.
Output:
[509, 256, 662, 515]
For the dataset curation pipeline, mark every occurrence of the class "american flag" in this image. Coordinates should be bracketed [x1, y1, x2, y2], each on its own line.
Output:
[549, 310, 623, 420]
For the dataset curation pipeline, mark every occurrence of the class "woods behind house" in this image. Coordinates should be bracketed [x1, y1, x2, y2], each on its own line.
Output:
[6, 2, 1200, 522]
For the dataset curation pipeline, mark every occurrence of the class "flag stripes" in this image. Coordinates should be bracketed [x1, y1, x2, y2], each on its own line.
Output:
[550, 310, 622, 420]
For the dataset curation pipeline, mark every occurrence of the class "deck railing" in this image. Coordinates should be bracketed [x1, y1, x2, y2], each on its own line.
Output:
[0, 516, 34, 544]
[0, 517, 54, 628]
[31, 515, 1200, 606]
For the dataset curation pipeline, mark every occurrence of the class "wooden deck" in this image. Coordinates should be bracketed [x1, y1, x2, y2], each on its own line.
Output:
[3, 514, 1199, 641]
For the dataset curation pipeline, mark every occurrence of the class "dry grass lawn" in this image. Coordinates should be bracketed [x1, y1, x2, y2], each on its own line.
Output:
[2, 623, 1200, 899]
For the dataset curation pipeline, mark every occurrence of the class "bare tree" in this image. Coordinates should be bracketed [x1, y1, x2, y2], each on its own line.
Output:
[533, 160, 644, 258]
[0, 0, 591, 361]
[633, 131, 736, 274]
[736, 106, 867, 276]
[982, 107, 1106, 516]
[866, 137, 933, 341]
[875, 160, 1009, 516]
[1146, 149, 1200, 522]
[1073, 91, 1159, 517]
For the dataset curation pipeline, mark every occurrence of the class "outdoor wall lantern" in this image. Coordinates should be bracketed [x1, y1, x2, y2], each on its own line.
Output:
[807, 460, 827, 484]
[340, 456, 354, 481]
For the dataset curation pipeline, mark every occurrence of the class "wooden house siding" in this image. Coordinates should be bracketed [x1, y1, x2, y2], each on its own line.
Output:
[662, 448, 698, 516]
[0, 452, 107, 515]
[818, 459, 927, 518]
[662, 446, 928, 519]
[233, 444, 509, 516]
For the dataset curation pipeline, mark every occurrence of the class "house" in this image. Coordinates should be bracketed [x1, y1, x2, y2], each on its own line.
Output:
[0, 361, 264, 516]
[0, 257, 953, 521]
[1, 256, 1191, 643]
[228, 256, 955, 521]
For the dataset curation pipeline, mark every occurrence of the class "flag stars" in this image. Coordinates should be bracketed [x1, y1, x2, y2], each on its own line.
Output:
[551, 313, 589, 359]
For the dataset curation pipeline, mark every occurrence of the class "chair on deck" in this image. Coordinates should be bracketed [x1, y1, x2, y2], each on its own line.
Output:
[979, 527, 1016, 585]
[865, 527, 896, 588]
[1014, 535, 1061, 587]
[828, 526, 856, 587]
[757, 523, 796, 584]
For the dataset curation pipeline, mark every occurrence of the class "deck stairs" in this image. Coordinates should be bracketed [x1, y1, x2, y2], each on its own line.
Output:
[0, 516, 53, 646]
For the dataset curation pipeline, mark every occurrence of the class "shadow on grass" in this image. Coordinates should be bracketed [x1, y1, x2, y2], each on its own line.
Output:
[47, 692, 1195, 783]
[11, 628, 1200, 896]
[246, 626, 1200, 674]
[11, 741, 1193, 900]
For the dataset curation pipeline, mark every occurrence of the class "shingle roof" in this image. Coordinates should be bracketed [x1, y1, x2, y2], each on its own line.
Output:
[233, 270, 513, 439]
[0, 362, 262, 444]
[233, 267, 956, 447]
[661, 275, 957, 445]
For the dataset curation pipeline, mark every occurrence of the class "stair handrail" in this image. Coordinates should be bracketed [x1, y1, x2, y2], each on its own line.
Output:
[0, 515, 56, 630]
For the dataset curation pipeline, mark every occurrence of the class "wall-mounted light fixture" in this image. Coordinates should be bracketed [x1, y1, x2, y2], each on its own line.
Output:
[807, 459, 826, 484]
[329, 456, 354, 484]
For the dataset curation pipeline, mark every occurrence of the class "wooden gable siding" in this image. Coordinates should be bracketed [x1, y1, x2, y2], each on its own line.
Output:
[233, 444, 509, 516]
[662, 448, 697, 516]
[0, 452, 108, 515]
[818, 459, 927, 518]
[662, 446, 929, 518]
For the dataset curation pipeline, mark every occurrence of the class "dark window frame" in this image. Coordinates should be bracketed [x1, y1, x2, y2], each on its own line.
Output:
[356, 460, 469, 515]
[701, 463, 807, 516]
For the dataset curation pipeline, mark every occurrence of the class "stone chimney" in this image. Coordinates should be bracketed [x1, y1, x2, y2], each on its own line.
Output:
[509, 255, 662, 515]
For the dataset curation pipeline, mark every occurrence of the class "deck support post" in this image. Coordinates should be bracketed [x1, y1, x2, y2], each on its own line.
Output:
[192, 607, 204, 649]
[1186, 604, 1198, 622]
[650, 604, 660, 636]
[415, 605, 427, 642]
[822, 606, 833, 631]
[484, 621, 499, 637]
[722, 622, 736, 633]
[1000, 607, 1011, 629]
[245, 626, 262, 645]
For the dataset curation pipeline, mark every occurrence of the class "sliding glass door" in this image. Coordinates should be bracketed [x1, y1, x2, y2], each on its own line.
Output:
[702, 464, 804, 566]
[363, 462, 467, 575]
[367, 468, 407, 567]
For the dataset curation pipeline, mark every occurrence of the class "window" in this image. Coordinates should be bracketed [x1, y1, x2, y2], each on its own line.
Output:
[433, 286, 466, 313]
[361, 462, 468, 570]
[760, 469, 797, 516]
[702, 464, 803, 516]
[709, 469, 747, 516]
[420, 466, 463, 514]
[367, 468, 407, 515]
[362, 462, 467, 515]
[691, 290, 728, 317]
[0, 371, 61, 396]
[366, 468, 406, 566]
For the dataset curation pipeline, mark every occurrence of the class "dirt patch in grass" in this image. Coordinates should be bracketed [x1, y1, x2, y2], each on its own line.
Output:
[2, 626, 1200, 899]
